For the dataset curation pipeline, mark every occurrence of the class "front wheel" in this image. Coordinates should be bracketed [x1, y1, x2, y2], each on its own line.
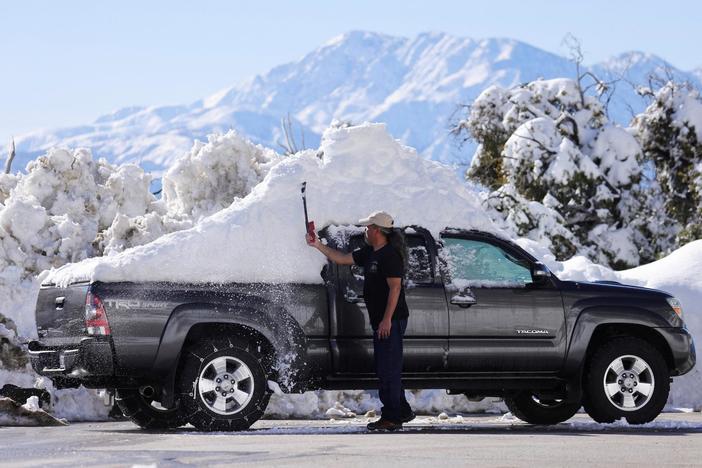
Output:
[504, 392, 581, 425]
[177, 338, 271, 431]
[583, 336, 669, 424]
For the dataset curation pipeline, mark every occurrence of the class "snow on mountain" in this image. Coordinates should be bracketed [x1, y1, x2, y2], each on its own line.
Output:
[692, 67, 702, 83]
[13, 31, 702, 175]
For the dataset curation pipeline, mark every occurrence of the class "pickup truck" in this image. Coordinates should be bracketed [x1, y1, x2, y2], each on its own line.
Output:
[29, 226, 696, 431]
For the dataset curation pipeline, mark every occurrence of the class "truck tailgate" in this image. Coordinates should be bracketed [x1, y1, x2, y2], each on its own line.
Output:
[36, 282, 90, 343]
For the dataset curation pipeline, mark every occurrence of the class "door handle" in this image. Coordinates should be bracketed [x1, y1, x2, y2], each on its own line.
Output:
[55, 296, 65, 309]
[450, 294, 477, 309]
[343, 289, 364, 304]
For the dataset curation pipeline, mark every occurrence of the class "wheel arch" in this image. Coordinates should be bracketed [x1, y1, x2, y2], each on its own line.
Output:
[583, 323, 675, 375]
[152, 301, 308, 407]
[563, 306, 675, 383]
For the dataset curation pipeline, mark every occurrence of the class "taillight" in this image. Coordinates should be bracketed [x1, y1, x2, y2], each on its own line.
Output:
[85, 291, 111, 335]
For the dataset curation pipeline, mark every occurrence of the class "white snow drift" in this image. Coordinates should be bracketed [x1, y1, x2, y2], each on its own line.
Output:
[43, 123, 496, 287]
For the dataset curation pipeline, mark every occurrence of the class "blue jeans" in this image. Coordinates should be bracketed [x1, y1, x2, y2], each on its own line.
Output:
[373, 318, 412, 423]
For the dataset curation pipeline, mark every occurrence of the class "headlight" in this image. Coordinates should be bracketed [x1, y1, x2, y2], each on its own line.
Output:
[666, 297, 683, 320]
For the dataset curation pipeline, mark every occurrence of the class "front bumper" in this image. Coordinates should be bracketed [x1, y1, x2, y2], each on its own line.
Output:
[28, 337, 114, 380]
[656, 327, 696, 376]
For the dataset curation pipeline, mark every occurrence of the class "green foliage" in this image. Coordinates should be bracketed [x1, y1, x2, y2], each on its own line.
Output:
[633, 81, 702, 248]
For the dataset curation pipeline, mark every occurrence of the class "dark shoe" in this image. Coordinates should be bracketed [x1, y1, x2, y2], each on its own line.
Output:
[367, 418, 402, 431]
[400, 411, 416, 423]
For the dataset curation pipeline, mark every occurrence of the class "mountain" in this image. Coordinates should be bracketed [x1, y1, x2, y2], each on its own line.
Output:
[691, 67, 702, 83]
[13, 31, 702, 175]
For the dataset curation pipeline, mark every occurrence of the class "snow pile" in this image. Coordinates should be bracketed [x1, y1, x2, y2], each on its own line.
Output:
[0, 396, 67, 426]
[43, 123, 497, 286]
[47, 386, 111, 421]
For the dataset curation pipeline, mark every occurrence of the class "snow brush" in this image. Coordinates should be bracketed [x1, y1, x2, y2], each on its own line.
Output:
[301, 181, 316, 241]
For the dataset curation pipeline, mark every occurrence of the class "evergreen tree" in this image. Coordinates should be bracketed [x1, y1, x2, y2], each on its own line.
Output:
[632, 81, 702, 247]
[455, 78, 646, 268]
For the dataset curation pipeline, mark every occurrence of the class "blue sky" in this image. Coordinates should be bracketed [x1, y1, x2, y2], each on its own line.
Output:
[1, 0, 700, 144]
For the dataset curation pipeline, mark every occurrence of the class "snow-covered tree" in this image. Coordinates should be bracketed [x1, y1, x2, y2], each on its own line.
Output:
[632, 81, 702, 246]
[455, 78, 646, 268]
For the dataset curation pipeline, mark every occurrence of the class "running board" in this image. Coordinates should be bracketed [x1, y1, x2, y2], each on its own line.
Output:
[321, 374, 567, 391]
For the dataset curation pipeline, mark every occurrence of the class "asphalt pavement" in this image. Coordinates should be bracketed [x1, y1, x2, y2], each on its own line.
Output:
[2, 412, 702, 467]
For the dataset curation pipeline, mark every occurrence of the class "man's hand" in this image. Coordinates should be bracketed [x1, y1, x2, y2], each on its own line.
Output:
[377, 318, 392, 339]
[306, 234, 355, 265]
[306, 233, 320, 248]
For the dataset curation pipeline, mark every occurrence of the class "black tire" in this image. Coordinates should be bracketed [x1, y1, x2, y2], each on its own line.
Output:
[504, 392, 581, 425]
[115, 388, 187, 430]
[177, 337, 271, 432]
[583, 336, 669, 424]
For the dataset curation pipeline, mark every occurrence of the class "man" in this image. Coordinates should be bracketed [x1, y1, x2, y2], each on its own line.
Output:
[306, 210, 414, 431]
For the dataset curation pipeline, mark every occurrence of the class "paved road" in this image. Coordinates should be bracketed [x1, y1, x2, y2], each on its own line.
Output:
[2, 413, 702, 467]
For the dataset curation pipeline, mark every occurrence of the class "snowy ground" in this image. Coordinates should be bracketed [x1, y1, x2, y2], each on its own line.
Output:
[1, 413, 701, 467]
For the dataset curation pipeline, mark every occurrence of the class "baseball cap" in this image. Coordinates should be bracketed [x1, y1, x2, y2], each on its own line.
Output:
[358, 211, 394, 229]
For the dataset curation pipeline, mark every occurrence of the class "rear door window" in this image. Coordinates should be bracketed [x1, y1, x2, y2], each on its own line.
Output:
[347, 231, 434, 291]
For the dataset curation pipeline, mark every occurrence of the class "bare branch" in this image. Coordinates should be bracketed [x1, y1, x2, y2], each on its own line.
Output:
[278, 113, 307, 156]
[555, 114, 580, 146]
[5, 138, 15, 174]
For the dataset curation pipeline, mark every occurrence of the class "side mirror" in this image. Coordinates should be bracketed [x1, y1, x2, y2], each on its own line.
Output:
[532, 263, 551, 283]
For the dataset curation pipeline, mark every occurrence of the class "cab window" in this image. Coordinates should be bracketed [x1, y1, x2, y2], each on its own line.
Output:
[440, 237, 532, 288]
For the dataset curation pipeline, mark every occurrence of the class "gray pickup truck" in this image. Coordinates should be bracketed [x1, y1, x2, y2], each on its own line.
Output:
[29, 226, 696, 431]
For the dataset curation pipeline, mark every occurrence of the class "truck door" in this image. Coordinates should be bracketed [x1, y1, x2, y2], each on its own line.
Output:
[439, 233, 566, 372]
[333, 228, 449, 374]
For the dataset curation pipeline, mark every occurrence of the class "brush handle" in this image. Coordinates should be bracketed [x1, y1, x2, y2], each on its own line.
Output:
[307, 221, 316, 241]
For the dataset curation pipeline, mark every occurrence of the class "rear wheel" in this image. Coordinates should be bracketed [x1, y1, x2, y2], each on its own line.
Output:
[177, 337, 271, 431]
[504, 391, 581, 425]
[583, 336, 669, 424]
[115, 388, 186, 430]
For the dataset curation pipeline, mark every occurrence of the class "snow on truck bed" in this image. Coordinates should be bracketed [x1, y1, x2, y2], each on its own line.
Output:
[42, 123, 497, 287]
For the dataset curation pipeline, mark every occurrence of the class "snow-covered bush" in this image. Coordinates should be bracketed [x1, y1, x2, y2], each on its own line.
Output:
[97, 130, 282, 255]
[632, 81, 702, 247]
[162, 130, 282, 221]
[0, 148, 157, 279]
[0, 173, 18, 204]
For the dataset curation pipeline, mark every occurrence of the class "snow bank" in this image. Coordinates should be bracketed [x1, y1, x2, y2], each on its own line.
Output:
[44, 123, 497, 286]
[265, 389, 504, 419]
